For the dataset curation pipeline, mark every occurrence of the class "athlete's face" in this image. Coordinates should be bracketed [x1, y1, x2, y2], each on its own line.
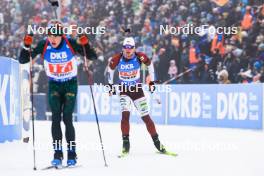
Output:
[48, 35, 62, 48]
[123, 45, 135, 59]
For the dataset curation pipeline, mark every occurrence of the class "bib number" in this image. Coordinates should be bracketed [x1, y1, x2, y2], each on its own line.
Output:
[48, 61, 73, 74]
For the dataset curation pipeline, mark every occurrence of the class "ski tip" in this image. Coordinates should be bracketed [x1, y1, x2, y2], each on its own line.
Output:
[156, 151, 178, 157]
[168, 153, 178, 157]
[41, 166, 56, 170]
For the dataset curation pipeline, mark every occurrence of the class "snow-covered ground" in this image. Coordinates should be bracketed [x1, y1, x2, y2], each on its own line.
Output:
[0, 121, 264, 176]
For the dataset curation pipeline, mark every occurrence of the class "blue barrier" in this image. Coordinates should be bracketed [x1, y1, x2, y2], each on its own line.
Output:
[77, 84, 263, 130]
[167, 84, 263, 129]
[77, 85, 166, 124]
[0, 57, 21, 142]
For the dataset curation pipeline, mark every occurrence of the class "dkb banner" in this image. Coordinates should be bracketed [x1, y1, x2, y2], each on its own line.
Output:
[0, 57, 21, 142]
[167, 84, 263, 129]
[77, 84, 263, 130]
[77, 85, 167, 124]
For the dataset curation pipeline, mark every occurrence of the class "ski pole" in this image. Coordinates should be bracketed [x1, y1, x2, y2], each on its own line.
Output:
[28, 43, 37, 171]
[82, 45, 108, 167]
[48, 0, 60, 19]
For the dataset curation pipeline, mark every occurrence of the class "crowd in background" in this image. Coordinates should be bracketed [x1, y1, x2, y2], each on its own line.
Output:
[0, 0, 264, 93]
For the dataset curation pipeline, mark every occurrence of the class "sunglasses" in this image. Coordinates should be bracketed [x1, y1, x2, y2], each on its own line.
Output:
[123, 45, 135, 49]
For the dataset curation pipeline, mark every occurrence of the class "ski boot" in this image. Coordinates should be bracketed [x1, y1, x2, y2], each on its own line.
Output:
[67, 150, 77, 166]
[122, 135, 130, 154]
[152, 135, 166, 153]
[51, 150, 63, 167]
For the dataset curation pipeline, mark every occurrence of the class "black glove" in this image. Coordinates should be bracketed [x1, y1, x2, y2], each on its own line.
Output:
[107, 84, 116, 95]
[149, 81, 156, 93]
[48, 0, 59, 7]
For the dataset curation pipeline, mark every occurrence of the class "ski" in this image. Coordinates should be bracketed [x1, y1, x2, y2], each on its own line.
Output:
[118, 151, 177, 158]
[41, 165, 61, 170]
[156, 151, 177, 157]
[42, 164, 81, 170]
[62, 165, 82, 169]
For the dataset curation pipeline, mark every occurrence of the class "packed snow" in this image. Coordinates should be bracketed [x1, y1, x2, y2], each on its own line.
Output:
[0, 121, 264, 176]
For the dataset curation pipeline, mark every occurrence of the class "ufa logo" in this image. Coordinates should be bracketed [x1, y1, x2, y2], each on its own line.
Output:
[50, 52, 67, 59]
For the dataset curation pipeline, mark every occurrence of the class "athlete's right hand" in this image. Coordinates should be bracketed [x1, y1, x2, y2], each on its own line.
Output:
[107, 84, 116, 96]
[23, 34, 33, 47]
[149, 81, 156, 93]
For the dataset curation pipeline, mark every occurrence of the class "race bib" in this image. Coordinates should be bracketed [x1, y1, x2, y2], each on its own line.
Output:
[119, 70, 139, 80]
[117, 56, 141, 84]
[43, 39, 78, 81]
[44, 57, 78, 81]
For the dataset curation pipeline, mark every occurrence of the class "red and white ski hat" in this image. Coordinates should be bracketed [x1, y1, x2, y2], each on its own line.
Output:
[123, 37, 135, 48]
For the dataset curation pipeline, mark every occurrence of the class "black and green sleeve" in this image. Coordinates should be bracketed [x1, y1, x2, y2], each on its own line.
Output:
[19, 40, 46, 64]
[19, 38, 97, 64]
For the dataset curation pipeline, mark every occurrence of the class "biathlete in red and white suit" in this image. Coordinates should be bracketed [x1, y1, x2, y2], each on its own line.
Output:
[107, 37, 167, 154]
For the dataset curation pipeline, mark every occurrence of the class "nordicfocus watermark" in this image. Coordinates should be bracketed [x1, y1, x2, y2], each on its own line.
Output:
[160, 24, 238, 35]
[27, 24, 106, 35]
[26, 140, 107, 152]
[93, 83, 172, 94]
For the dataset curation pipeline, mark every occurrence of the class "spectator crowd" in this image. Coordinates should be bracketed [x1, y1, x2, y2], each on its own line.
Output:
[0, 0, 264, 93]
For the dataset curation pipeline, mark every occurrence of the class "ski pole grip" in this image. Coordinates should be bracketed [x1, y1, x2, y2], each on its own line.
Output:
[48, 0, 59, 7]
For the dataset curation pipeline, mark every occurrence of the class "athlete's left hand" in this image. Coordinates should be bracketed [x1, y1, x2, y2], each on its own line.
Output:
[149, 81, 156, 93]
[78, 35, 89, 45]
